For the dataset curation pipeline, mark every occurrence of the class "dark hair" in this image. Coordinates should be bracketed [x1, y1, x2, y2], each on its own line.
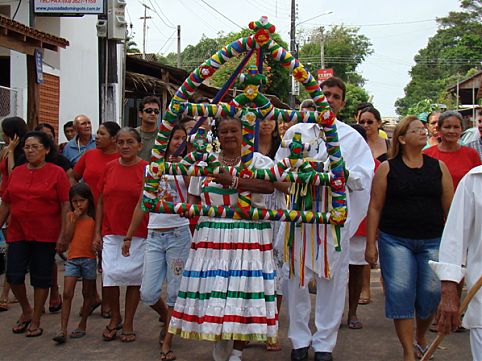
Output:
[300, 99, 316, 111]
[265, 120, 281, 160]
[118, 127, 142, 143]
[355, 102, 373, 116]
[69, 183, 96, 219]
[35, 123, 56, 139]
[1, 116, 28, 165]
[23, 130, 57, 163]
[100, 121, 121, 137]
[477, 109, 482, 117]
[179, 115, 196, 127]
[195, 97, 210, 103]
[138, 96, 161, 112]
[63, 121, 74, 131]
[350, 124, 367, 141]
[359, 106, 382, 123]
[427, 110, 442, 123]
[320, 77, 346, 100]
[438, 110, 463, 129]
[212, 117, 242, 152]
[166, 124, 187, 158]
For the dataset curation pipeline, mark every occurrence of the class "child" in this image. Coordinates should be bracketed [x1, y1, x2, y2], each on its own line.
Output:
[53, 183, 97, 343]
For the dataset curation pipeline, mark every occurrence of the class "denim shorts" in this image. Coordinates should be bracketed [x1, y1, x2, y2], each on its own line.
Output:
[64, 257, 97, 280]
[378, 231, 441, 320]
[140, 225, 191, 306]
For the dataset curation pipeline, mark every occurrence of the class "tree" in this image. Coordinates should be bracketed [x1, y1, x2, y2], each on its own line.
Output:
[125, 35, 141, 54]
[298, 25, 373, 86]
[395, 0, 482, 115]
[338, 83, 370, 122]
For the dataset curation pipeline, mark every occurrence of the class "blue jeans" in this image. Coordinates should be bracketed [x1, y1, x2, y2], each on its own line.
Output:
[378, 231, 441, 320]
[140, 225, 191, 306]
[64, 258, 97, 280]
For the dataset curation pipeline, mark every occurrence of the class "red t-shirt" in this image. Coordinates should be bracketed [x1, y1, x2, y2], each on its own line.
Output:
[98, 159, 148, 238]
[3, 163, 70, 243]
[74, 149, 119, 203]
[423, 145, 481, 189]
[355, 159, 381, 237]
[0, 157, 8, 198]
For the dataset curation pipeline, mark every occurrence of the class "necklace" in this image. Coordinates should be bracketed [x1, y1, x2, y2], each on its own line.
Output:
[220, 152, 241, 166]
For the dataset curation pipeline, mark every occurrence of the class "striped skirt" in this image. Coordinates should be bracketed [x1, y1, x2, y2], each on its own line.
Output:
[168, 217, 278, 343]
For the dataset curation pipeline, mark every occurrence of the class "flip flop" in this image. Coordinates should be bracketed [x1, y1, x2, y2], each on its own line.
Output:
[358, 297, 371, 305]
[26, 328, 43, 337]
[348, 319, 363, 329]
[102, 325, 117, 341]
[49, 295, 63, 313]
[414, 342, 433, 360]
[160, 350, 176, 360]
[266, 341, 282, 351]
[120, 332, 136, 343]
[12, 319, 31, 334]
[0, 299, 8, 312]
[70, 329, 86, 338]
[52, 330, 67, 343]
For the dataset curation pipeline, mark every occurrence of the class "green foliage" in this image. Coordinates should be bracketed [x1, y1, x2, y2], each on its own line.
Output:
[126, 35, 140, 54]
[338, 83, 370, 122]
[298, 25, 373, 86]
[406, 99, 440, 116]
[396, 0, 482, 115]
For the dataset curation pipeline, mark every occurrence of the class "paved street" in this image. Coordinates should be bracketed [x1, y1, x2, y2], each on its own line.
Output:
[0, 265, 471, 361]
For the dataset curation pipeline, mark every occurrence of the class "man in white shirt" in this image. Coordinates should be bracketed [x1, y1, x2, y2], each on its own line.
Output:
[430, 165, 482, 361]
[275, 77, 374, 361]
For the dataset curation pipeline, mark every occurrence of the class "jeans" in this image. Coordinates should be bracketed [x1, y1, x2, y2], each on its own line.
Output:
[140, 225, 191, 306]
[378, 231, 440, 319]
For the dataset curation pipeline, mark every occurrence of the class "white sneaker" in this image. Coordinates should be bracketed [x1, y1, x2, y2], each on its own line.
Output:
[228, 349, 242, 361]
[212, 340, 234, 361]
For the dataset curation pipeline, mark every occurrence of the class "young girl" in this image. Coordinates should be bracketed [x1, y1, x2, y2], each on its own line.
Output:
[53, 183, 97, 343]
[125, 123, 192, 360]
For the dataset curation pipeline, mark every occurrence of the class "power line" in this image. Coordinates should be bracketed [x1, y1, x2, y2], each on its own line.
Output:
[149, 0, 176, 27]
[179, 0, 219, 33]
[157, 29, 177, 54]
[147, 0, 176, 29]
[199, 0, 244, 30]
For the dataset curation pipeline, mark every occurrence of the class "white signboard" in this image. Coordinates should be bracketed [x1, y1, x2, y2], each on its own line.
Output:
[34, 0, 104, 15]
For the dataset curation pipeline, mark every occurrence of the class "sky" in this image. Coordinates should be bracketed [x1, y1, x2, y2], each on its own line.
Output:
[125, 0, 462, 116]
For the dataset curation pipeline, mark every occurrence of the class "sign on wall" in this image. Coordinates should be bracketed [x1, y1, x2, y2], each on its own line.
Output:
[33, 0, 105, 15]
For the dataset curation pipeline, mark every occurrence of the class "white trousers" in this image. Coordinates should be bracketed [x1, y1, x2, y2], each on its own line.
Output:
[471, 328, 482, 361]
[286, 252, 349, 352]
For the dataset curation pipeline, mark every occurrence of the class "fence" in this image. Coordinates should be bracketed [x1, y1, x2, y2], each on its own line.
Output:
[0, 85, 20, 120]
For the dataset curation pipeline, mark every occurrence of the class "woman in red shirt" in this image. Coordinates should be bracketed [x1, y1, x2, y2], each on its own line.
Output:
[423, 110, 481, 190]
[94, 128, 148, 342]
[0, 131, 70, 337]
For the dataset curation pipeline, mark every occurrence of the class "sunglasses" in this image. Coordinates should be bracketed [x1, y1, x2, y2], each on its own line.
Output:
[143, 108, 160, 115]
[359, 119, 375, 125]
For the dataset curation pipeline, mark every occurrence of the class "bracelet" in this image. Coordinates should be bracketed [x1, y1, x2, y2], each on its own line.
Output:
[229, 175, 239, 189]
[123, 238, 132, 242]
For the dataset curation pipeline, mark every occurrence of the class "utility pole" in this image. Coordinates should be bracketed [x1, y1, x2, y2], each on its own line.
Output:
[319, 27, 325, 69]
[177, 25, 181, 68]
[140, 3, 151, 59]
[289, 0, 296, 108]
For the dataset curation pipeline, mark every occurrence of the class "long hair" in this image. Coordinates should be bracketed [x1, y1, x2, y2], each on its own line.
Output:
[166, 123, 187, 158]
[2, 116, 28, 166]
[389, 116, 419, 159]
[69, 183, 96, 219]
[267, 120, 281, 160]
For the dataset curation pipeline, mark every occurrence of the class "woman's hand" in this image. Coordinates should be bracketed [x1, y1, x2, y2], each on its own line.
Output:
[365, 243, 378, 266]
[211, 168, 233, 187]
[56, 240, 68, 254]
[93, 233, 103, 253]
[122, 238, 131, 257]
[7, 134, 19, 153]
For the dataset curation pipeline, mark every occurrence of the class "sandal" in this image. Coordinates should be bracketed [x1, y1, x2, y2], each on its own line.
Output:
[49, 295, 63, 313]
[348, 319, 363, 329]
[102, 325, 117, 341]
[358, 297, 371, 305]
[70, 328, 86, 338]
[120, 332, 136, 343]
[414, 342, 433, 359]
[12, 319, 32, 334]
[0, 299, 8, 312]
[160, 350, 176, 360]
[266, 340, 282, 351]
[26, 327, 43, 337]
[52, 330, 67, 343]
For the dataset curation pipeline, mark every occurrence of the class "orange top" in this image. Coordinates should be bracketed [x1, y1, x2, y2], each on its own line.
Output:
[67, 213, 96, 259]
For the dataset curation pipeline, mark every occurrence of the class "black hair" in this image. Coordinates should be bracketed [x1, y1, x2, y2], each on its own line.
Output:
[179, 115, 196, 127]
[69, 183, 96, 219]
[166, 124, 187, 158]
[195, 96, 210, 104]
[118, 127, 142, 143]
[100, 121, 121, 137]
[138, 95, 161, 112]
[63, 121, 74, 131]
[355, 102, 374, 116]
[359, 106, 382, 123]
[1, 116, 28, 165]
[320, 77, 346, 100]
[35, 123, 56, 139]
[300, 99, 316, 111]
[350, 124, 367, 141]
[264, 120, 281, 160]
[438, 110, 463, 129]
[23, 130, 57, 163]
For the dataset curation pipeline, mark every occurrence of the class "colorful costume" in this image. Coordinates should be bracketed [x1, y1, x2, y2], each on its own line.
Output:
[169, 152, 278, 343]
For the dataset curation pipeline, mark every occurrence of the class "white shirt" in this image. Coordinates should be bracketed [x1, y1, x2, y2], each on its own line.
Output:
[275, 120, 374, 279]
[429, 165, 482, 329]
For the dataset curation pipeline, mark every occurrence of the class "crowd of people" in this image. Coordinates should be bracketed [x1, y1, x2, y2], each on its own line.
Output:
[0, 80, 481, 361]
